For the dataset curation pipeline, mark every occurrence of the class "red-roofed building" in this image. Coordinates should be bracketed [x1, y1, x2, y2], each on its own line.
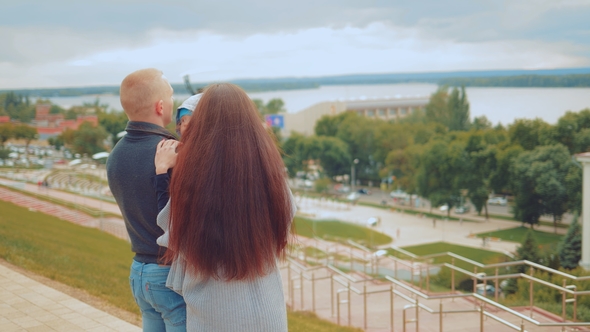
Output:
[34, 104, 99, 139]
[0, 116, 9, 123]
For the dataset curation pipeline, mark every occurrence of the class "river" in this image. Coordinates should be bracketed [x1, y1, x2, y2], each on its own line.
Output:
[46, 84, 590, 126]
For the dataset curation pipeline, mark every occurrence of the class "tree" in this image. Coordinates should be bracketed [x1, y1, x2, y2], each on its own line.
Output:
[0, 123, 13, 147]
[282, 133, 350, 179]
[265, 99, 286, 114]
[13, 124, 38, 157]
[315, 112, 356, 137]
[553, 109, 590, 153]
[425, 87, 450, 127]
[316, 137, 350, 178]
[335, 113, 380, 182]
[565, 163, 582, 214]
[416, 139, 467, 217]
[489, 143, 523, 194]
[98, 110, 128, 146]
[447, 86, 470, 131]
[282, 132, 307, 177]
[424, 86, 470, 131]
[515, 229, 541, 272]
[382, 145, 421, 197]
[510, 144, 579, 229]
[573, 128, 590, 154]
[373, 121, 411, 165]
[508, 118, 554, 150]
[58, 122, 109, 155]
[252, 98, 286, 116]
[472, 116, 492, 130]
[558, 215, 581, 270]
[503, 228, 542, 294]
[47, 135, 64, 150]
[0, 92, 35, 123]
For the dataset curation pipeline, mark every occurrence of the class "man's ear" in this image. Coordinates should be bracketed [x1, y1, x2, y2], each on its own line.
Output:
[155, 99, 164, 116]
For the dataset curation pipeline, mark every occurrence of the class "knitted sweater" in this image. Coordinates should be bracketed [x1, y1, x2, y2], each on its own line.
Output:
[156, 199, 291, 331]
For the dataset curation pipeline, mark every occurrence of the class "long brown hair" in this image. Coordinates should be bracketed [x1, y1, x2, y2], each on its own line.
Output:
[167, 83, 292, 280]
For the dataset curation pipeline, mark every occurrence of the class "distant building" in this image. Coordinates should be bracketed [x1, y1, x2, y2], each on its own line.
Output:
[0, 116, 10, 123]
[282, 97, 429, 136]
[34, 104, 98, 139]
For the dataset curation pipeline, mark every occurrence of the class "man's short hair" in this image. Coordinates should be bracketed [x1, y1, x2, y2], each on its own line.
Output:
[120, 68, 168, 119]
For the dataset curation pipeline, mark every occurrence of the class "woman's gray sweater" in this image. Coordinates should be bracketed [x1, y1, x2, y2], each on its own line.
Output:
[156, 200, 291, 332]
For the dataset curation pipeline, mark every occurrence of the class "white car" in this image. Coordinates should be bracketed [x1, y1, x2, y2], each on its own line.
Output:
[487, 197, 507, 206]
[390, 190, 408, 199]
[347, 192, 360, 201]
[439, 204, 449, 211]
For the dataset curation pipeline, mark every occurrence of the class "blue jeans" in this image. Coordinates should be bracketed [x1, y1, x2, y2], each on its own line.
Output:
[130, 260, 186, 331]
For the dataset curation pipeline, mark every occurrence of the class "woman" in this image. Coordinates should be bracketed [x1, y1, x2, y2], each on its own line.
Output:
[154, 83, 294, 331]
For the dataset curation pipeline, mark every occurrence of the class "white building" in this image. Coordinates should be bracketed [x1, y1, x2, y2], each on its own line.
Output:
[282, 97, 429, 136]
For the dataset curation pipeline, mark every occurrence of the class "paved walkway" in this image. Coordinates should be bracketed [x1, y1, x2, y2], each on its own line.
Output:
[0, 263, 139, 332]
[295, 195, 527, 255]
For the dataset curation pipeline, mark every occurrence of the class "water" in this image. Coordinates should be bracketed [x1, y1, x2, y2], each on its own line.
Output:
[45, 84, 590, 125]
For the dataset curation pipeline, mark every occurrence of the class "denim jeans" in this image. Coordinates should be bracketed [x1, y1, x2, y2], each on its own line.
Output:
[130, 260, 186, 332]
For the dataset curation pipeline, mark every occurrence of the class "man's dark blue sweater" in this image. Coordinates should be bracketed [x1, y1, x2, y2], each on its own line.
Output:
[107, 121, 176, 264]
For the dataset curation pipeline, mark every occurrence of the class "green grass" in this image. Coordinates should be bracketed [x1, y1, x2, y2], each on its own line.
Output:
[476, 226, 563, 245]
[0, 199, 360, 331]
[0, 199, 137, 313]
[288, 311, 362, 332]
[390, 242, 510, 292]
[392, 242, 509, 271]
[293, 216, 392, 247]
[487, 213, 569, 229]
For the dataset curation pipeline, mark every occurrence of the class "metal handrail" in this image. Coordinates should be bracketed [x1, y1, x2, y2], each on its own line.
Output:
[389, 244, 590, 282]
[385, 273, 590, 328]
[287, 238, 590, 331]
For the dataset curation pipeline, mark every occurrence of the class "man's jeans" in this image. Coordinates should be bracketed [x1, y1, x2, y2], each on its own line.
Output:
[130, 260, 186, 331]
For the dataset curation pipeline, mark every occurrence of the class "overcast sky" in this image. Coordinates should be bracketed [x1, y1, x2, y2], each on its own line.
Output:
[1, 0, 589, 89]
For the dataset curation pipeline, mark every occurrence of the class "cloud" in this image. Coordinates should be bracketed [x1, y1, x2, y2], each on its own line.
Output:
[0, 1, 589, 88]
[2, 23, 588, 89]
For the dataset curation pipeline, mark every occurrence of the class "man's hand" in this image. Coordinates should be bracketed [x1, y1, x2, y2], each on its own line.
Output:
[155, 139, 180, 174]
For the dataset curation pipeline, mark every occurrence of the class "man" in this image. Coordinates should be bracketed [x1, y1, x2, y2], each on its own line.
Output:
[107, 68, 186, 331]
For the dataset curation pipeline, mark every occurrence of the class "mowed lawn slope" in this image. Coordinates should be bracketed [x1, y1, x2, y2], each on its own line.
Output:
[0, 200, 361, 331]
[0, 200, 137, 312]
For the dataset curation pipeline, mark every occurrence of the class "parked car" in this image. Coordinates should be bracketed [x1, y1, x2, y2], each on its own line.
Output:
[487, 197, 507, 206]
[439, 204, 449, 211]
[335, 185, 351, 193]
[347, 192, 360, 201]
[357, 188, 372, 195]
[390, 190, 408, 199]
[475, 284, 498, 296]
[455, 205, 470, 214]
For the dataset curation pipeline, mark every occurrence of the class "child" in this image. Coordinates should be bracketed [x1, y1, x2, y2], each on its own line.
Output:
[175, 93, 202, 137]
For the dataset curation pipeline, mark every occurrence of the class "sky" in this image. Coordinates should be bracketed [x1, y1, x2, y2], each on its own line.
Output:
[1, 0, 590, 89]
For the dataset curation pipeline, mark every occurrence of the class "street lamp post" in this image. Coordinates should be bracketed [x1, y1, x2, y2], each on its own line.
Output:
[351, 158, 359, 192]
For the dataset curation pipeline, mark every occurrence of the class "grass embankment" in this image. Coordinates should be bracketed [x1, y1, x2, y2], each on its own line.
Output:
[390, 242, 510, 292]
[395, 242, 508, 271]
[487, 213, 569, 229]
[0, 199, 360, 331]
[288, 312, 362, 332]
[0, 199, 136, 312]
[476, 226, 563, 246]
[293, 216, 392, 247]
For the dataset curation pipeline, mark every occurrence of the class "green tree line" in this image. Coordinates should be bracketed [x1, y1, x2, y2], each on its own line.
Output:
[281, 86, 587, 228]
[440, 73, 590, 87]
